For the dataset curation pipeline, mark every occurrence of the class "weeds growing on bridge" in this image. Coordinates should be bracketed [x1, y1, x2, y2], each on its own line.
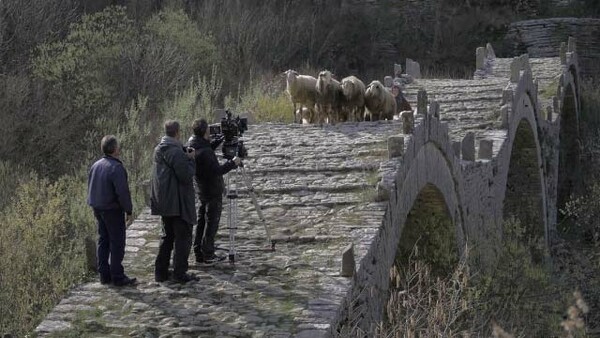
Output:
[341, 218, 595, 337]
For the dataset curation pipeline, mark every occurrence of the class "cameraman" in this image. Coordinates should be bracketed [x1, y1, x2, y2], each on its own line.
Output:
[188, 118, 241, 264]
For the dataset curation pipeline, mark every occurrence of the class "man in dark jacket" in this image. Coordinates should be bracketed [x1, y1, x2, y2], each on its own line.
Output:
[88, 135, 136, 286]
[187, 118, 240, 264]
[151, 120, 197, 283]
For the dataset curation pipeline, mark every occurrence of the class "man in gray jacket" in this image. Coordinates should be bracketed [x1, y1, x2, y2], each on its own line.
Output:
[151, 120, 197, 283]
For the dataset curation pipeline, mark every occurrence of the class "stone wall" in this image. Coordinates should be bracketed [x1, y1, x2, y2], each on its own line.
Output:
[505, 18, 600, 78]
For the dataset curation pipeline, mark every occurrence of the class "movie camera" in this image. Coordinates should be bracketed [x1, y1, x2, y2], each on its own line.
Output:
[209, 110, 248, 160]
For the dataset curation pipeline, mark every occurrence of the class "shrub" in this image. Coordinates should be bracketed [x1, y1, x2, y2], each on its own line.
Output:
[0, 174, 94, 336]
[227, 75, 293, 123]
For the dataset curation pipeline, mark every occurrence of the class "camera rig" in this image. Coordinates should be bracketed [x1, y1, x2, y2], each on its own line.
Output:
[210, 110, 248, 160]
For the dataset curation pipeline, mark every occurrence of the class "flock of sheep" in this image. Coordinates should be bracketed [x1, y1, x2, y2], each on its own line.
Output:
[284, 69, 400, 124]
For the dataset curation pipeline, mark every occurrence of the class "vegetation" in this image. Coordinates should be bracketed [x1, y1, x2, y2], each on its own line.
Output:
[0, 0, 598, 335]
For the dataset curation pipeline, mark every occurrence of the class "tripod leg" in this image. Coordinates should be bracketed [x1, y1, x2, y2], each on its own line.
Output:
[239, 166, 274, 249]
[226, 173, 237, 264]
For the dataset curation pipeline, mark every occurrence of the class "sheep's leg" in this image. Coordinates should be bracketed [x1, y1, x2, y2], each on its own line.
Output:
[293, 102, 298, 124]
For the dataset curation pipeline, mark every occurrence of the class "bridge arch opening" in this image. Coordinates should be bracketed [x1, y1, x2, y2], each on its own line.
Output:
[395, 183, 458, 277]
[557, 82, 580, 212]
[503, 118, 545, 254]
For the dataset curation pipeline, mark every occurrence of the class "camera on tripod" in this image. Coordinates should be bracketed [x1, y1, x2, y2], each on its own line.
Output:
[209, 110, 249, 160]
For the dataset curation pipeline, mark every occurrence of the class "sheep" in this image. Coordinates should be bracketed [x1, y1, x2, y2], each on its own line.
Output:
[364, 80, 396, 121]
[284, 69, 318, 124]
[315, 70, 344, 124]
[340, 76, 366, 122]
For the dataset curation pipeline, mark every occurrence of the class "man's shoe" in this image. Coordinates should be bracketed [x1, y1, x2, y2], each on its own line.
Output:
[100, 276, 111, 285]
[113, 277, 137, 286]
[155, 274, 168, 283]
[202, 254, 226, 266]
[173, 273, 197, 284]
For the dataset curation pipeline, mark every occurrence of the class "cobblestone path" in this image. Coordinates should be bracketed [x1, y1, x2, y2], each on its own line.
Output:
[36, 121, 403, 338]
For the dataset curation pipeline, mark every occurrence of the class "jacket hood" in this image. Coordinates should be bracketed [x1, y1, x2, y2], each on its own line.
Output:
[159, 136, 183, 148]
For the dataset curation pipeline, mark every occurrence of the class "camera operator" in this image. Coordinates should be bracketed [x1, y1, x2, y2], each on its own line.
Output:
[188, 118, 241, 265]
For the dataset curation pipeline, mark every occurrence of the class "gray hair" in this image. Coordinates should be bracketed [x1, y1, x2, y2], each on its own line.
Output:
[164, 120, 180, 137]
[101, 135, 118, 155]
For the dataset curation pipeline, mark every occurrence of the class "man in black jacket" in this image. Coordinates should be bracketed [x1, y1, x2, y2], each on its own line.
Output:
[188, 118, 240, 264]
[151, 120, 197, 283]
[88, 135, 136, 286]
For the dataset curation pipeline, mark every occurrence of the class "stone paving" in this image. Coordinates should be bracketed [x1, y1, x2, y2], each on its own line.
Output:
[35, 121, 404, 338]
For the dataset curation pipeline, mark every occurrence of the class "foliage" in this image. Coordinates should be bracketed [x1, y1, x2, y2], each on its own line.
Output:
[472, 218, 557, 336]
[164, 65, 223, 136]
[0, 174, 95, 337]
[33, 6, 135, 113]
[340, 218, 582, 337]
[397, 214, 459, 277]
[227, 75, 294, 123]
[376, 248, 473, 337]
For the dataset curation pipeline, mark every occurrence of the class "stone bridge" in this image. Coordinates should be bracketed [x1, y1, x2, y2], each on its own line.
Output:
[36, 38, 580, 337]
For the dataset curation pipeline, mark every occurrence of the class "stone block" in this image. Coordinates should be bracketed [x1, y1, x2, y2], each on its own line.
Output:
[388, 136, 404, 158]
[417, 89, 428, 115]
[428, 100, 440, 118]
[478, 139, 493, 160]
[406, 58, 421, 79]
[401, 111, 414, 134]
[394, 63, 402, 77]
[486, 42, 496, 59]
[84, 236, 97, 272]
[476, 47, 486, 70]
[340, 243, 355, 277]
[546, 105, 553, 122]
[510, 58, 520, 83]
[568, 36, 576, 53]
[560, 42, 567, 65]
[452, 141, 461, 158]
[502, 88, 513, 105]
[521, 54, 531, 72]
[501, 105, 509, 129]
[462, 132, 475, 161]
[384, 76, 393, 88]
[553, 96, 560, 115]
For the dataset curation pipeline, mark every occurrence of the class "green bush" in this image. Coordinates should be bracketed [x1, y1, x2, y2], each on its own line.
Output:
[343, 218, 572, 337]
[0, 174, 95, 336]
[226, 75, 294, 123]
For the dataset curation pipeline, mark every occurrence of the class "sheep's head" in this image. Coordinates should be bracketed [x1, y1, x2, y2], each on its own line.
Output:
[318, 70, 333, 84]
[284, 69, 299, 82]
[366, 81, 384, 96]
[341, 79, 355, 96]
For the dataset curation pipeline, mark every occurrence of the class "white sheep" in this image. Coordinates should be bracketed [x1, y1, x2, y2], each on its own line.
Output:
[341, 76, 366, 122]
[284, 69, 318, 124]
[316, 70, 344, 124]
[364, 80, 396, 121]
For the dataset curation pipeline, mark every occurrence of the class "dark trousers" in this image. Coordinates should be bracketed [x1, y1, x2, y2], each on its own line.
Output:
[194, 197, 223, 259]
[155, 216, 192, 279]
[94, 209, 126, 282]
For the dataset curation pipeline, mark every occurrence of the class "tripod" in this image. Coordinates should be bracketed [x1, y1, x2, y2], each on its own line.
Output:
[224, 163, 275, 264]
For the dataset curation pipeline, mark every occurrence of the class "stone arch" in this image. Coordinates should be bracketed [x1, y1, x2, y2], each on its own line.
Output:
[501, 87, 549, 257]
[392, 141, 464, 275]
[557, 81, 581, 211]
[396, 183, 457, 275]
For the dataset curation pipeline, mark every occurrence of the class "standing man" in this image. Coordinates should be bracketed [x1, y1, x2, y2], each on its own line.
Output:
[151, 120, 197, 283]
[187, 119, 240, 264]
[88, 135, 137, 286]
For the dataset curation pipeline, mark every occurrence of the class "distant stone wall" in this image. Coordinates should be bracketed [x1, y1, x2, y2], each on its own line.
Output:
[505, 18, 600, 78]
